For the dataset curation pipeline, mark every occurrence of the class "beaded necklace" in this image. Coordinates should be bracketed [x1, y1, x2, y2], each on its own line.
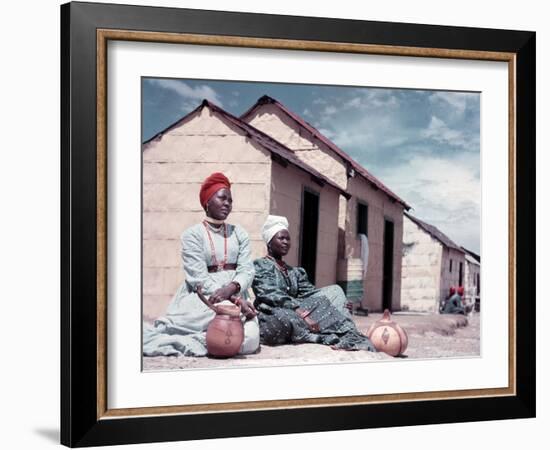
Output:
[203, 220, 228, 271]
[266, 255, 291, 282]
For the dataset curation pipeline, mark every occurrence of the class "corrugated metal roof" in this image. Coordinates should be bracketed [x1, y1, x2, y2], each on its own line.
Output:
[143, 100, 350, 198]
[241, 95, 411, 210]
[405, 212, 465, 253]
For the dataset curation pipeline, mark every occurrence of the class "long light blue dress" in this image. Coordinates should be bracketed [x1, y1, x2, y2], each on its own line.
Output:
[143, 222, 260, 357]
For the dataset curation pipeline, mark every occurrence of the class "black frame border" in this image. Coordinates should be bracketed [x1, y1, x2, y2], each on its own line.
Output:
[61, 1, 535, 447]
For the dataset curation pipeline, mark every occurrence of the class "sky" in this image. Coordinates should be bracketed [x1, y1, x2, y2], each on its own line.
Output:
[142, 78, 480, 254]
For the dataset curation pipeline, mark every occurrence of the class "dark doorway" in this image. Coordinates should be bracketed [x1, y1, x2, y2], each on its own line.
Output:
[382, 219, 394, 311]
[300, 188, 320, 284]
[357, 201, 368, 236]
[459, 262, 464, 287]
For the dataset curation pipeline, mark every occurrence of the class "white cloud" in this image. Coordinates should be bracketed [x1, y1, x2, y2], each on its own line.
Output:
[328, 112, 393, 149]
[429, 91, 477, 116]
[347, 97, 362, 108]
[311, 89, 400, 135]
[323, 105, 338, 116]
[331, 128, 373, 149]
[376, 154, 480, 252]
[422, 115, 474, 149]
[366, 90, 399, 108]
[381, 155, 479, 208]
[344, 89, 399, 110]
[148, 79, 224, 107]
[312, 89, 400, 140]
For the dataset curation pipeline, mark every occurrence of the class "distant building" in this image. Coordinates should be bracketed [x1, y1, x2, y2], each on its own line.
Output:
[462, 247, 481, 311]
[142, 96, 410, 321]
[401, 212, 466, 312]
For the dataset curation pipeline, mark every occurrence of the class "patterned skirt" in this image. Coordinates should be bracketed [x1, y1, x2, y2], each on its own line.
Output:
[258, 294, 376, 351]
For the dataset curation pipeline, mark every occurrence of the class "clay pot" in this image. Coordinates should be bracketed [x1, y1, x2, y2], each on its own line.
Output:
[366, 309, 408, 356]
[194, 285, 244, 358]
[205, 303, 244, 358]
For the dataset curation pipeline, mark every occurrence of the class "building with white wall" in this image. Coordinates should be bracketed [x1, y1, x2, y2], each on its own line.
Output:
[462, 247, 481, 311]
[401, 212, 466, 312]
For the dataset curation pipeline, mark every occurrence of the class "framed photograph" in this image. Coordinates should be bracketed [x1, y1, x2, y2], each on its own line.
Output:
[61, 1, 535, 447]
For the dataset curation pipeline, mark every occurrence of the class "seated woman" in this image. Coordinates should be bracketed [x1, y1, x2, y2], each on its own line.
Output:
[252, 215, 376, 351]
[442, 286, 466, 315]
[143, 172, 260, 357]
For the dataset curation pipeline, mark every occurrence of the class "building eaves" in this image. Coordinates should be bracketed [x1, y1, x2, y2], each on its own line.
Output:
[464, 253, 480, 266]
[405, 212, 465, 253]
[461, 246, 481, 263]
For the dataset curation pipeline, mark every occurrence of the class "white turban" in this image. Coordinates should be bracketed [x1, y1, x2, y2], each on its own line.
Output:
[262, 215, 289, 245]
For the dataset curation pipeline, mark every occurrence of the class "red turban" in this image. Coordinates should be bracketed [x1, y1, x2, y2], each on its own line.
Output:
[199, 172, 231, 209]
[457, 286, 464, 296]
[449, 286, 456, 295]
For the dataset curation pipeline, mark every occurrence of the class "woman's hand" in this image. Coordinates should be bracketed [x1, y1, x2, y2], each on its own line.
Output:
[208, 283, 239, 304]
[233, 297, 258, 320]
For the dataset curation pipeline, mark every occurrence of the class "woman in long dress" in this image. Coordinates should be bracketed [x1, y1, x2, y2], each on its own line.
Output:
[143, 172, 260, 357]
[252, 215, 376, 351]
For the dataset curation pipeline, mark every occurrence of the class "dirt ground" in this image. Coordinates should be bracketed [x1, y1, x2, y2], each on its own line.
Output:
[143, 312, 480, 371]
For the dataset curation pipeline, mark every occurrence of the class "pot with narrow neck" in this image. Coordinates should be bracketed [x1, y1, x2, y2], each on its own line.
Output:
[195, 286, 244, 358]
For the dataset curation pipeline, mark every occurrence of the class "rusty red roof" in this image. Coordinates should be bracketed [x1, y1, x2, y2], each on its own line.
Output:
[405, 212, 465, 253]
[143, 100, 350, 198]
[241, 95, 410, 210]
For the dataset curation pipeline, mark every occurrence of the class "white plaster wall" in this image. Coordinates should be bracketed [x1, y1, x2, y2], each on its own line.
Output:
[464, 259, 481, 303]
[401, 216, 443, 312]
[270, 161, 340, 287]
[142, 107, 272, 321]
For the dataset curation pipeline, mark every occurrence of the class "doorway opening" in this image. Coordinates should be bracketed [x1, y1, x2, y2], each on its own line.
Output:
[300, 188, 320, 284]
[382, 219, 394, 311]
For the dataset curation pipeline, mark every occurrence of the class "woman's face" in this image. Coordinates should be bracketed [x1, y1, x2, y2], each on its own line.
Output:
[269, 229, 291, 257]
[206, 188, 233, 220]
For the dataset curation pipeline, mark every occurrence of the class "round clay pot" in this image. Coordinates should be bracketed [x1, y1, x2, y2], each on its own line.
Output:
[366, 309, 408, 356]
[205, 304, 244, 358]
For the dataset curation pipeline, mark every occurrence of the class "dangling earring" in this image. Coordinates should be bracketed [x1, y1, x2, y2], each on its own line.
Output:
[205, 203, 209, 215]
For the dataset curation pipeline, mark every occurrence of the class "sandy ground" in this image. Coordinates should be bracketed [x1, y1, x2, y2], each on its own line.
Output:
[143, 312, 479, 371]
